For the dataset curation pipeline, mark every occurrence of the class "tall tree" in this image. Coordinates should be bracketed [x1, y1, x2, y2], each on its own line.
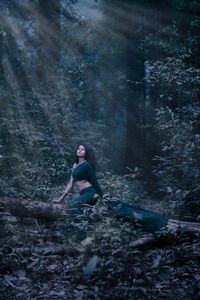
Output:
[38, 0, 61, 84]
[0, 31, 5, 85]
[124, 0, 174, 172]
[125, 0, 147, 171]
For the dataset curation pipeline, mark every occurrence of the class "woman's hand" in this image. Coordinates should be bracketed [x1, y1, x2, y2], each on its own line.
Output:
[53, 196, 64, 203]
[102, 193, 110, 207]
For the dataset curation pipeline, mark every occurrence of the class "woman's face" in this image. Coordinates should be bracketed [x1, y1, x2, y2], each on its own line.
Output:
[77, 145, 86, 158]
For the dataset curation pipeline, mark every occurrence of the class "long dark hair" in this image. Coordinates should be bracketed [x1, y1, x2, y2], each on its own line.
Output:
[75, 143, 96, 171]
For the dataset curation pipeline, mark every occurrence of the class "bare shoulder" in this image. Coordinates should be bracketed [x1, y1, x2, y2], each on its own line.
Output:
[72, 163, 77, 169]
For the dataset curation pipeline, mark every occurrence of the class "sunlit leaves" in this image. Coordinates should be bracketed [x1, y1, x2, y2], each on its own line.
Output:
[144, 57, 200, 97]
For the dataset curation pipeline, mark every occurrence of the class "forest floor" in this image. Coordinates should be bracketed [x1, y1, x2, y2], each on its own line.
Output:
[0, 172, 200, 299]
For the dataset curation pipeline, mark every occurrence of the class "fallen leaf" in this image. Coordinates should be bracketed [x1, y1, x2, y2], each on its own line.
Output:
[81, 237, 94, 247]
[84, 255, 100, 276]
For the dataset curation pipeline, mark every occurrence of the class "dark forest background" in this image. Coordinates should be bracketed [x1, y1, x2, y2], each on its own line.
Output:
[0, 0, 200, 213]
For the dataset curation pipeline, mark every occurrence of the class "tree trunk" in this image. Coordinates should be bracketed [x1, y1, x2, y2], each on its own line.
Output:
[125, 0, 145, 170]
[124, 0, 175, 173]
[38, 0, 61, 84]
[0, 32, 6, 85]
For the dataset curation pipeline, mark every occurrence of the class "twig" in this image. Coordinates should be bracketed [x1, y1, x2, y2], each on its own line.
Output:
[4, 279, 26, 291]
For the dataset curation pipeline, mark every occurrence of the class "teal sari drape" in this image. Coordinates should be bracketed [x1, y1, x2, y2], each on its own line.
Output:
[105, 200, 168, 237]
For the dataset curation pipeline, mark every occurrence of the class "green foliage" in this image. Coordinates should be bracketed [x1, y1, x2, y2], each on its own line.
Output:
[153, 104, 200, 214]
[0, 88, 74, 199]
[141, 0, 200, 101]
[144, 56, 200, 98]
[139, 0, 200, 215]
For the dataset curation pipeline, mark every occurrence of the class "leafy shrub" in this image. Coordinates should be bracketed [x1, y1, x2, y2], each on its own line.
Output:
[153, 104, 200, 215]
[0, 87, 75, 199]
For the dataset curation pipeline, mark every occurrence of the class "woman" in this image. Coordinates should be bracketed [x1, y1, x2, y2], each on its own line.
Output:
[55, 143, 168, 239]
[54, 143, 103, 239]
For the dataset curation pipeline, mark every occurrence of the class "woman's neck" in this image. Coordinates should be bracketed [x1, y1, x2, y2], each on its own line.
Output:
[78, 157, 86, 164]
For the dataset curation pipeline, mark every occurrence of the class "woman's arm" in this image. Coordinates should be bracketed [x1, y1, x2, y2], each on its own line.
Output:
[54, 164, 75, 203]
[59, 175, 74, 202]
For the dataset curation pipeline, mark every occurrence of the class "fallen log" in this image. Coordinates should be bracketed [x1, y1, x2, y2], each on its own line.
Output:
[13, 245, 84, 257]
[168, 218, 200, 227]
[0, 197, 66, 221]
[1, 197, 200, 234]
[167, 219, 200, 234]
[128, 218, 200, 250]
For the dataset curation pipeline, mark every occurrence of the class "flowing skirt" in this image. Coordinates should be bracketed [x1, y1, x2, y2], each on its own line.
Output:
[105, 200, 168, 237]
